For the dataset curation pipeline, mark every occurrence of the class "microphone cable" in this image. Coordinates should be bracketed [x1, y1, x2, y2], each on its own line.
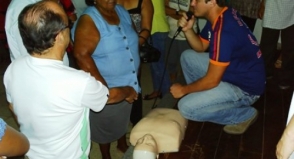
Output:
[151, 32, 178, 109]
[151, 15, 199, 109]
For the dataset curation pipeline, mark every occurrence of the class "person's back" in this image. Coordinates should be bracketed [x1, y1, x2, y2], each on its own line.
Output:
[4, 1, 109, 158]
[200, 7, 265, 95]
[4, 56, 107, 158]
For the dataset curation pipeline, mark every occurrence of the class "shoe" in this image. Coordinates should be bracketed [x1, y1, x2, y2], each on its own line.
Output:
[266, 72, 273, 80]
[223, 109, 258, 135]
[274, 59, 282, 69]
[143, 93, 162, 100]
[266, 74, 273, 80]
[279, 83, 290, 90]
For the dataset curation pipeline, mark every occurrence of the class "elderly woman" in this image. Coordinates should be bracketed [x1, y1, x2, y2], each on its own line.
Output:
[71, 0, 140, 158]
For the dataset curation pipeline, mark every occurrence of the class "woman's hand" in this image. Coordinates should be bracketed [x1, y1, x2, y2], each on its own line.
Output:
[124, 86, 138, 104]
[107, 87, 138, 104]
[276, 115, 294, 159]
[276, 132, 294, 159]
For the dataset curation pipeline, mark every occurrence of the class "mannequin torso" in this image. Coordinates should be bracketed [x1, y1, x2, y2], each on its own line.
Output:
[131, 108, 188, 153]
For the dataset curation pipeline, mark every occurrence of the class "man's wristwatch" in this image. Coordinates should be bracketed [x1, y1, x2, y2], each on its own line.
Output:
[176, 8, 180, 15]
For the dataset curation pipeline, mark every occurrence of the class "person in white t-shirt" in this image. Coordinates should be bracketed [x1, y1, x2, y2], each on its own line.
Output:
[71, 0, 88, 18]
[5, 0, 69, 65]
[3, 1, 109, 158]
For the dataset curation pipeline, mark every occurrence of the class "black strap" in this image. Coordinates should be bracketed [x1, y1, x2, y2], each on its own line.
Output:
[139, 29, 153, 45]
[140, 28, 150, 34]
[128, 0, 144, 14]
[139, 36, 148, 43]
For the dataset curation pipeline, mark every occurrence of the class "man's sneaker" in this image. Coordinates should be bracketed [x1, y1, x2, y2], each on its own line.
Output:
[223, 109, 258, 135]
[278, 81, 291, 90]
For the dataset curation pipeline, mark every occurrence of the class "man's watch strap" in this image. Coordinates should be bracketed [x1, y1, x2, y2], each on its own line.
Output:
[176, 9, 179, 15]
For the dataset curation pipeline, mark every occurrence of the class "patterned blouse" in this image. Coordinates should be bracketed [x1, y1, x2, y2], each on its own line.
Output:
[128, 0, 143, 33]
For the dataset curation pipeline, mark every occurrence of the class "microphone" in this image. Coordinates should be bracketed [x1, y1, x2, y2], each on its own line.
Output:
[176, 11, 194, 33]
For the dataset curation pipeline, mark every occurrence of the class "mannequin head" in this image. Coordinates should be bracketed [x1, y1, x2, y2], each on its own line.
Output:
[133, 150, 157, 159]
[134, 134, 157, 152]
[133, 134, 158, 159]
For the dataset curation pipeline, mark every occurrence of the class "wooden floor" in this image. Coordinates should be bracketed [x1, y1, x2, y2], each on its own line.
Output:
[158, 76, 293, 159]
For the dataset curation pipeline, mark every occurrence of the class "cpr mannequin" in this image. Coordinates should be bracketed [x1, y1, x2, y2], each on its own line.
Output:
[130, 108, 188, 159]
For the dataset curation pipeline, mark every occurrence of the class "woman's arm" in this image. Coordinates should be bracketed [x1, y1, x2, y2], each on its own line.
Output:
[258, 0, 265, 19]
[139, 0, 153, 46]
[73, 15, 138, 104]
[73, 15, 107, 85]
[276, 114, 294, 159]
[0, 119, 29, 157]
[164, 0, 182, 20]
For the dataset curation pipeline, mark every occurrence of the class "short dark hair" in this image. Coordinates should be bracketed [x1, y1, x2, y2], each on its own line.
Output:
[216, 0, 227, 7]
[85, 0, 95, 6]
[205, 0, 227, 7]
[18, 1, 68, 55]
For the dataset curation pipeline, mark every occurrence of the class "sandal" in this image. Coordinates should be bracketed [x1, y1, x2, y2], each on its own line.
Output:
[143, 92, 162, 100]
[275, 59, 282, 69]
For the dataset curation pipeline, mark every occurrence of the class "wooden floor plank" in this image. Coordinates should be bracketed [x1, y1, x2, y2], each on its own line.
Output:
[240, 95, 265, 156]
[195, 122, 223, 159]
[214, 133, 241, 159]
[262, 80, 292, 159]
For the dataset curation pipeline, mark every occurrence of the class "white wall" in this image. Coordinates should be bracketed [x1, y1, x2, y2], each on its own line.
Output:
[253, 19, 263, 43]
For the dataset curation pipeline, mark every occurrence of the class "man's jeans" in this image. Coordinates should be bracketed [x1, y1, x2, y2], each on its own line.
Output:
[178, 50, 259, 125]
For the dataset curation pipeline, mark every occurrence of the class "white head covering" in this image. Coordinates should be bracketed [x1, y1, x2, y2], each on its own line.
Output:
[133, 150, 157, 159]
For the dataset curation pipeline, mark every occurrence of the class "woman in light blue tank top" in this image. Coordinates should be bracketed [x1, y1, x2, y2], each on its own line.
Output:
[71, 0, 140, 158]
